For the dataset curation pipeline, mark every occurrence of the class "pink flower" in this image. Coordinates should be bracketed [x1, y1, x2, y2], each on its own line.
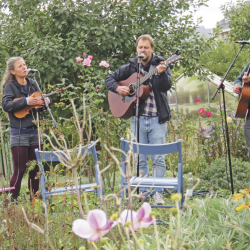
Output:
[72, 209, 117, 242]
[198, 108, 205, 115]
[118, 202, 153, 231]
[206, 111, 212, 118]
[82, 58, 91, 66]
[83, 52, 86, 57]
[88, 55, 93, 60]
[0, 187, 15, 193]
[99, 60, 110, 68]
[76, 57, 83, 63]
[95, 87, 98, 91]
[194, 98, 201, 103]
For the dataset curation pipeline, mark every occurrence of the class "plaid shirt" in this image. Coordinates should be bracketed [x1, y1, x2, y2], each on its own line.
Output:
[141, 67, 157, 117]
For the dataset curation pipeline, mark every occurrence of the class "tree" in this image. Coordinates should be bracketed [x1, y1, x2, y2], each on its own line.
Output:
[0, 0, 218, 83]
[0, 0, 221, 131]
[203, 0, 250, 82]
[221, 0, 250, 41]
[0, 0, 222, 151]
[202, 40, 250, 82]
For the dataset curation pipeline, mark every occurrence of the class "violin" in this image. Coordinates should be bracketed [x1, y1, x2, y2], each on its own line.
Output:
[13, 88, 65, 118]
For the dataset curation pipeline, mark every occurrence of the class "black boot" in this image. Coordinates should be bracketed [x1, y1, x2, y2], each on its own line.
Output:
[11, 197, 18, 205]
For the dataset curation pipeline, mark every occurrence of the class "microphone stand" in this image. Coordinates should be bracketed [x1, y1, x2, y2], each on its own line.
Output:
[30, 72, 58, 129]
[212, 43, 245, 195]
[135, 56, 143, 194]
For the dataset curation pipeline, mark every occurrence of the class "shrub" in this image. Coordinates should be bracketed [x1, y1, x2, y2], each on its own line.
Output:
[199, 157, 250, 192]
[178, 196, 250, 249]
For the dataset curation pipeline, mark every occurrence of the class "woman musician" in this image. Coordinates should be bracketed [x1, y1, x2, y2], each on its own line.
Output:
[1, 57, 50, 202]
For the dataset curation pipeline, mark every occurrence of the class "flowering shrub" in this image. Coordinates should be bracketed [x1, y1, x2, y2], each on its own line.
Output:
[167, 102, 247, 175]
[233, 187, 250, 211]
[198, 108, 212, 118]
[201, 105, 247, 163]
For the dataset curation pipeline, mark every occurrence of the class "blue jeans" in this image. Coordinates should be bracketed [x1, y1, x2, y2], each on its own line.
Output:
[131, 116, 167, 195]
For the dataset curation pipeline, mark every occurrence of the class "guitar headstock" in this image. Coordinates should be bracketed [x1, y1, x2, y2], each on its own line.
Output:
[163, 54, 181, 66]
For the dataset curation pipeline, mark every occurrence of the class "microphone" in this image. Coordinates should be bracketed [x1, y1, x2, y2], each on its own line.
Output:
[27, 68, 38, 73]
[235, 40, 250, 45]
[138, 53, 145, 58]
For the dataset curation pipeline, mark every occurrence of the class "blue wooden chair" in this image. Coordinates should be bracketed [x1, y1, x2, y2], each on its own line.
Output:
[35, 142, 102, 208]
[120, 138, 184, 208]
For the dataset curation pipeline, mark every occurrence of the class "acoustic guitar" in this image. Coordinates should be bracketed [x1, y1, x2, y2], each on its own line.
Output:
[235, 66, 250, 118]
[14, 88, 65, 118]
[108, 54, 181, 119]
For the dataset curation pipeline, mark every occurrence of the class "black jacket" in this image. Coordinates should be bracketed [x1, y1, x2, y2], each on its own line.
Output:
[2, 78, 41, 128]
[105, 54, 172, 123]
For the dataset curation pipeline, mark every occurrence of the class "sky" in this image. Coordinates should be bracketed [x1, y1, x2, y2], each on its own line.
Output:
[193, 0, 239, 29]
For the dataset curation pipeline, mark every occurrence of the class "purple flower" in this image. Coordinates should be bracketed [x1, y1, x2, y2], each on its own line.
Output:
[72, 209, 117, 241]
[118, 202, 153, 231]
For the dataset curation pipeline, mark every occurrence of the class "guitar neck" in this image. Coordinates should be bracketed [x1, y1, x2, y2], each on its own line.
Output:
[44, 91, 57, 97]
[248, 65, 250, 76]
[136, 54, 180, 87]
[44, 89, 65, 97]
[139, 68, 158, 85]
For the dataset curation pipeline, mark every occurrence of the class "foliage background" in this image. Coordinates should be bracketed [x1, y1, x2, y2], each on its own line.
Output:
[0, 0, 218, 92]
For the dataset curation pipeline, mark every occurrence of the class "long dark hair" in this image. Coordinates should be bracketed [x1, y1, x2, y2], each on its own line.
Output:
[1, 57, 23, 97]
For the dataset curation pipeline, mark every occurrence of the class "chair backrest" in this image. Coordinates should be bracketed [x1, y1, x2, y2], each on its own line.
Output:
[35, 142, 102, 208]
[35, 142, 99, 186]
[35, 143, 98, 164]
[120, 138, 184, 207]
[120, 138, 182, 163]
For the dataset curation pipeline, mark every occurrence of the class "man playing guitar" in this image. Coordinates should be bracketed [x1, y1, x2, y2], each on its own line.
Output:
[105, 34, 172, 205]
[234, 62, 250, 159]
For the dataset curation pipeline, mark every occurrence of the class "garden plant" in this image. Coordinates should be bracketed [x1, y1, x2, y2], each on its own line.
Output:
[1, 1, 250, 249]
[1, 88, 250, 249]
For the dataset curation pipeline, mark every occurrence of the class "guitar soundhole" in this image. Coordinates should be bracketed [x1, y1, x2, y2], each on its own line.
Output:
[128, 83, 136, 95]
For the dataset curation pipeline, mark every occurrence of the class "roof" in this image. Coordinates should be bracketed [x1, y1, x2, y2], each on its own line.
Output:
[206, 71, 237, 97]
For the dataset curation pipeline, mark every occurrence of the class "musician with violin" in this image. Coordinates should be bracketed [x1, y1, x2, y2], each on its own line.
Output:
[234, 62, 250, 159]
[1, 57, 50, 201]
[105, 34, 172, 205]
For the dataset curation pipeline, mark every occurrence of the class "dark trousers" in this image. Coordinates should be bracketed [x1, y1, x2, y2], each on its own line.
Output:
[244, 112, 250, 159]
[10, 145, 42, 198]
